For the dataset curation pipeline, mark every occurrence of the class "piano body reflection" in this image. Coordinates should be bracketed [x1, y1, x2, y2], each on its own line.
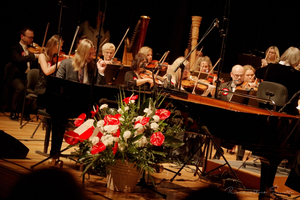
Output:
[45, 76, 300, 199]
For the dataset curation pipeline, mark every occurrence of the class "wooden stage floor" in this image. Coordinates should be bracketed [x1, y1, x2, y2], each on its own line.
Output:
[0, 112, 298, 200]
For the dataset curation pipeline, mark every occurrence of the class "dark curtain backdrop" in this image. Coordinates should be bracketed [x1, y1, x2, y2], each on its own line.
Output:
[1, 0, 300, 83]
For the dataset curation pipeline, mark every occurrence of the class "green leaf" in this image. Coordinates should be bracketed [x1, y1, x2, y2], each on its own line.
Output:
[163, 135, 185, 148]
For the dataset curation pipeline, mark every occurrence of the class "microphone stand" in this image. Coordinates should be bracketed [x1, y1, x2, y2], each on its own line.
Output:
[88, 0, 108, 118]
[214, 0, 230, 98]
[174, 18, 219, 91]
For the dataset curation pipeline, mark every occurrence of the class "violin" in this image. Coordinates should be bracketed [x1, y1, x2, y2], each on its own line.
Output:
[28, 43, 45, 54]
[139, 69, 164, 85]
[181, 76, 210, 91]
[147, 60, 168, 71]
[53, 51, 70, 63]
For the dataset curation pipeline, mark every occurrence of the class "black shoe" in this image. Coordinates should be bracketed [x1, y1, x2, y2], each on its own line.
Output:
[24, 114, 31, 121]
[10, 112, 19, 121]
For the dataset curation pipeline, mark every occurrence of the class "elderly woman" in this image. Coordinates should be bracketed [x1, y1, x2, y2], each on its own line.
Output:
[191, 56, 212, 73]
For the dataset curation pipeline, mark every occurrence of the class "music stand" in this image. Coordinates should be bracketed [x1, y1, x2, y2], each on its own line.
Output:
[104, 64, 131, 85]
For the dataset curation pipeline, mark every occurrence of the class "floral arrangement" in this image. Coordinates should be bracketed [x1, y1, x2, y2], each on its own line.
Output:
[64, 92, 184, 177]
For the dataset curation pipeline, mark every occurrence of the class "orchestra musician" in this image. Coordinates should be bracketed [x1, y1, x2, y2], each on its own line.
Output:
[191, 56, 212, 73]
[261, 46, 280, 67]
[255, 46, 300, 115]
[218, 64, 246, 160]
[5, 27, 40, 120]
[138, 46, 153, 65]
[243, 64, 258, 90]
[56, 39, 105, 85]
[34, 35, 63, 96]
[124, 53, 154, 89]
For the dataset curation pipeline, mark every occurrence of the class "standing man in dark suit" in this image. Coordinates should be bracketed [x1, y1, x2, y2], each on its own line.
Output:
[9, 27, 40, 120]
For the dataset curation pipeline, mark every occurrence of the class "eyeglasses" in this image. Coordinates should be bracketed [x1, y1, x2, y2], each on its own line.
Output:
[23, 35, 34, 39]
[232, 74, 244, 78]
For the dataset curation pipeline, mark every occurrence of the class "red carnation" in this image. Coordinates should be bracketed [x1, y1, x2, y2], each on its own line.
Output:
[135, 117, 150, 126]
[91, 142, 106, 155]
[91, 105, 99, 118]
[64, 131, 80, 145]
[104, 114, 120, 125]
[74, 113, 86, 127]
[150, 132, 165, 146]
[155, 109, 171, 120]
[112, 142, 118, 155]
[123, 95, 138, 104]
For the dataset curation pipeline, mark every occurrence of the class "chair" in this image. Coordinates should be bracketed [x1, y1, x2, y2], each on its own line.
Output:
[20, 69, 39, 128]
[256, 81, 288, 110]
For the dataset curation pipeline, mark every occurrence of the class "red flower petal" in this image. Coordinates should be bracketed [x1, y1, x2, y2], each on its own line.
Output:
[74, 113, 86, 127]
[112, 142, 118, 155]
[112, 129, 120, 137]
[97, 131, 103, 140]
[150, 132, 165, 146]
[122, 95, 138, 104]
[114, 113, 121, 119]
[104, 114, 120, 125]
[79, 126, 95, 140]
[155, 109, 171, 120]
[91, 105, 99, 118]
[91, 142, 106, 155]
[64, 131, 80, 145]
[134, 117, 150, 126]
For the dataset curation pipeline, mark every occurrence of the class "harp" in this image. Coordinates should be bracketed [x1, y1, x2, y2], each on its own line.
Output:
[122, 16, 151, 66]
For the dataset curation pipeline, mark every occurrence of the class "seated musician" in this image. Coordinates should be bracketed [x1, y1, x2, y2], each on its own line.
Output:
[138, 46, 153, 65]
[56, 39, 106, 85]
[124, 53, 154, 89]
[34, 35, 63, 96]
[218, 64, 247, 160]
[256, 46, 300, 115]
[261, 46, 280, 67]
[243, 64, 258, 90]
[191, 56, 212, 73]
[218, 64, 245, 101]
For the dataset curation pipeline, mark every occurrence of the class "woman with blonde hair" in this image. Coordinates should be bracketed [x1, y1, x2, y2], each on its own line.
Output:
[35, 35, 63, 95]
[57, 39, 106, 85]
[261, 46, 280, 67]
[138, 46, 153, 64]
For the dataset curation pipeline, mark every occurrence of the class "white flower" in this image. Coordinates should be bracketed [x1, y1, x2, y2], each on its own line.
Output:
[124, 106, 129, 111]
[136, 116, 143, 122]
[134, 123, 144, 132]
[104, 125, 119, 134]
[129, 100, 135, 104]
[117, 108, 123, 114]
[123, 130, 132, 142]
[144, 108, 152, 116]
[89, 136, 100, 145]
[152, 115, 160, 122]
[134, 136, 148, 148]
[150, 122, 159, 130]
[102, 135, 114, 146]
[97, 120, 104, 127]
[100, 104, 108, 110]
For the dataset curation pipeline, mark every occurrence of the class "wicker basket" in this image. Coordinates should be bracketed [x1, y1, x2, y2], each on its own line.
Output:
[106, 160, 140, 192]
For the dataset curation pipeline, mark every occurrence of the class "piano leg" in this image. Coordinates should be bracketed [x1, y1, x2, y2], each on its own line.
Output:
[259, 157, 281, 200]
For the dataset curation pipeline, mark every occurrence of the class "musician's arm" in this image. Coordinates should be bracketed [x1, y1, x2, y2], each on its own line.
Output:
[96, 73, 106, 85]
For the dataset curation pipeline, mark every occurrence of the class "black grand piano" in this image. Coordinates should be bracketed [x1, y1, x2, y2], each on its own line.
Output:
[45, 76, 300, 200]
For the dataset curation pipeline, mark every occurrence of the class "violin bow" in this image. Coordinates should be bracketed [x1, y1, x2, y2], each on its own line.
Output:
[206, 57, 221, 79]
[68, 26, 80, 56]
[112, 28, 130, 61]
[42, 23, 50, 48]
[192, 66, 203, 94]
